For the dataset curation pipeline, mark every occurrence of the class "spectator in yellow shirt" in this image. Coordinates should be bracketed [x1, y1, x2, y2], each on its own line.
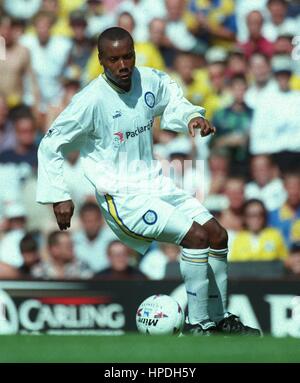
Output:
[40, 0, 73, 37]
[193, 47, 232, 120]
[230, 199, 287, 262]
[172, 52, 209, 106]
[187, 0, 237, 49]
[57, 0, 86, 19]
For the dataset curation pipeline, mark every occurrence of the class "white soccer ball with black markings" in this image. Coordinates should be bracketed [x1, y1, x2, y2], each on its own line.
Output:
[136, 294, 184, 335]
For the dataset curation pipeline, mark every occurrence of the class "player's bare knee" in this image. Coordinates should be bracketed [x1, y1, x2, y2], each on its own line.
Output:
[210, 226, 228, 249]
[194, 228, 209, 249]
[181, 222, 209, 249]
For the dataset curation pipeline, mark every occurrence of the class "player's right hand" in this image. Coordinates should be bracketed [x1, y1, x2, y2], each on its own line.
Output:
[53, 200, 74, 230]
[188, 117, 216, 138]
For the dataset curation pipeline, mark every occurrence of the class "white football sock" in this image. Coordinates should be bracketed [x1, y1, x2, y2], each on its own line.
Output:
[208, 248, 228, 323]
[180, 247, 210, 324]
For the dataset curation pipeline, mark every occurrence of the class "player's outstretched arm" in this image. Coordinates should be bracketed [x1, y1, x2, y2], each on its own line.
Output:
[53, 200, 74, 230]
[155, 70, 208, 133]
[188, 117, 216, 138]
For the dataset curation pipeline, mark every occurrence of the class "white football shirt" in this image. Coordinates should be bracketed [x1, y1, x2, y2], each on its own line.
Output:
[36, 67, 205, 203]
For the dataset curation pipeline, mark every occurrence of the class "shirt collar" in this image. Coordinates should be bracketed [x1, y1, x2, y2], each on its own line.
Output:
[101, 72, 127, 94]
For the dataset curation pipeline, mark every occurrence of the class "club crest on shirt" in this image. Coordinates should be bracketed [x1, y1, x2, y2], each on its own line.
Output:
[113, 132, 124, 149]
[144, 92, 155, 108]
[143, 210, 158, 225]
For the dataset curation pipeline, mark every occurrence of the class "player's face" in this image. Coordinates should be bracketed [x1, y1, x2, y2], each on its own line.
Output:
[99, 38, 135, 90]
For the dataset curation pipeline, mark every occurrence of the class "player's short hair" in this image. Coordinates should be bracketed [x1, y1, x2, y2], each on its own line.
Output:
[79, 201, 101, 217]
[97, 27, 133, 57]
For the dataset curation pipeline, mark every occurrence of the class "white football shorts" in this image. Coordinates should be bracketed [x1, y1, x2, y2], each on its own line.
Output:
[95, 178, 213, 255]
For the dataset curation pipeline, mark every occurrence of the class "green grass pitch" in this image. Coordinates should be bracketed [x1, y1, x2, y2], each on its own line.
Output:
[0, 334, 300, 363]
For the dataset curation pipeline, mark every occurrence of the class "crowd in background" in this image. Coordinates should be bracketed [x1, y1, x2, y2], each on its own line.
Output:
[1, 0, 300, 281]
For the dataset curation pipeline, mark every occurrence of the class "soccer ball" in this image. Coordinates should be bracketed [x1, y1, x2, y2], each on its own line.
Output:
[136, 294, 184, 335]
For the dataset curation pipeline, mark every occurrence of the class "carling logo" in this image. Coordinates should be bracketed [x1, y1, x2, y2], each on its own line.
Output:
[291, 296, 300, 324]
[0, 290, 19, 334]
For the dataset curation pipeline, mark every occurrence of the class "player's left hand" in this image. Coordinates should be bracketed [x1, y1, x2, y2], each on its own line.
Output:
[188, 117, 216, 138]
